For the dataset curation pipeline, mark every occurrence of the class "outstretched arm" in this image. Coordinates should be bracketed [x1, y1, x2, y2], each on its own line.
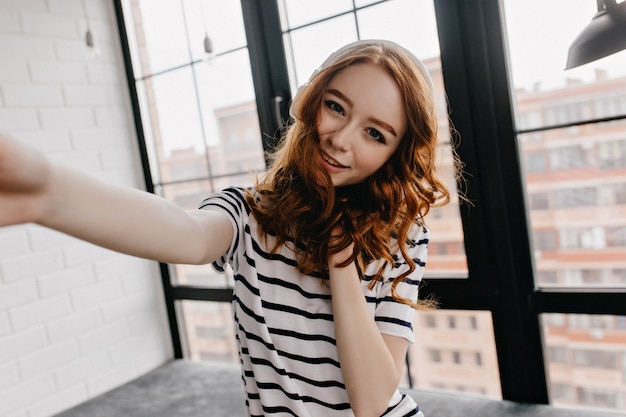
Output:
[329, 238, 410, 417]
[0, 134, 233, 265]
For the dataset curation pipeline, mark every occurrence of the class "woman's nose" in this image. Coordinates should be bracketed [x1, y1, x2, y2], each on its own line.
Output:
[328, 123, 354, 151]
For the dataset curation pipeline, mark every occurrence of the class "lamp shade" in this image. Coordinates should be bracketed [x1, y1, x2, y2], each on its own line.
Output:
[565, 0, 626, 69]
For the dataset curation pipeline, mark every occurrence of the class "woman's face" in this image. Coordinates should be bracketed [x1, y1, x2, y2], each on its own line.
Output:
[316, 62, 407, 187]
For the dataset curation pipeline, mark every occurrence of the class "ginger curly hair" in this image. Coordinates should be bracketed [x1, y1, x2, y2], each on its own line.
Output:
[246, 41, 451, 308]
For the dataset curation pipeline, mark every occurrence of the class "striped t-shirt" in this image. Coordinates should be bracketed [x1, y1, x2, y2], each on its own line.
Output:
[200, 187, 427, 417]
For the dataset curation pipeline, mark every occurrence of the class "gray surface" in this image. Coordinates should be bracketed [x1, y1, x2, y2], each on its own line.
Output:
[54, 361, 246, 417]
[55, 360, 624, 417]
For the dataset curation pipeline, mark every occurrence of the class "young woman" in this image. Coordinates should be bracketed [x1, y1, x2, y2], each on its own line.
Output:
[0, 40, 450, 417]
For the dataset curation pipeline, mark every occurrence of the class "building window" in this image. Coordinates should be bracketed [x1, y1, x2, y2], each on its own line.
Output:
[554, 187, 598, 208]
[424, 314, 437, 328]
[533, 229, 557, 251]
[598, 140, 626, 170]
[549, 145, 590, 171]
[606, 226, 626, 247]
[573, 349, 617, 370]
[524, 152, 547, 173]
[529, 192, 550, 210]
[546, 346, 569, 364]
[470, 316, 478, 330]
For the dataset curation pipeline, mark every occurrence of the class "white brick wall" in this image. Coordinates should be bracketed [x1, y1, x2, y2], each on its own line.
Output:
[0, 1, 172, 416]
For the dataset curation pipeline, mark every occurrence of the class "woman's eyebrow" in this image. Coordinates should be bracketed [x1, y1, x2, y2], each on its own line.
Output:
[368, 117, 397, 137]
[326, 88, 399, 137]
[327, 89, 353, 106]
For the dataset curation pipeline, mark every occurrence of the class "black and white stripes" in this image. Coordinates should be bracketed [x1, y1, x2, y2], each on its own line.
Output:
[201, 187, 427, 417]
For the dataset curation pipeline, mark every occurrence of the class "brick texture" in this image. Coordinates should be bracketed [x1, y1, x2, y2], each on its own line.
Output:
[0, 1, 172, 415]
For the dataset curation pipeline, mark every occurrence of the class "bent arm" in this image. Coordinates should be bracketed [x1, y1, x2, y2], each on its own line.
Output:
[329, 247, 409, 417]
[0, 135, 233, 265]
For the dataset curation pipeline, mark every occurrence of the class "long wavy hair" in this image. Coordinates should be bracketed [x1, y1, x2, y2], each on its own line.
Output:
[246, 41, 451, 308]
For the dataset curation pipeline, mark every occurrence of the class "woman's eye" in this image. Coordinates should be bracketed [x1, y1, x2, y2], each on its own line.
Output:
[367, 128, 386, 144]
[324, 100, 344, 115]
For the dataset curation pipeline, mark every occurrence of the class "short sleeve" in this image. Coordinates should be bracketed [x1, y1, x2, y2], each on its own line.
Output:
[372, 224, 429, 343]
[198, 187, 248, 273]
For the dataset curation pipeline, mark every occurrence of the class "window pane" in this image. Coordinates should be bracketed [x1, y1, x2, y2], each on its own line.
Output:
[137, 68, 207, 184]
[518, 122, 626, 288]
[121, 0, 191, 77]
[284, 14, 358, 90]
[503, 0, 626, 289]
[182, 0, 248, 62]
[177, 300, 238, 363]
[504, 0, 626, 131]
[407, 310, 501, 398]
[356, 0, 440, 60]
[193, 51, 266, 178]
[542, 313, 626, 412]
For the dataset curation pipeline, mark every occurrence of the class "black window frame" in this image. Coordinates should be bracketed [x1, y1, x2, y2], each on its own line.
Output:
[113, 0, 626, 406]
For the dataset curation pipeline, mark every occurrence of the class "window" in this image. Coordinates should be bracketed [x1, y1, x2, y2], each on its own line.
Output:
[475, 352, 483, 366]
[424, 314, 437, 328]
[573, 349, 617, 369]
[598, 140, 626, 170]
[524, 152, 547, 173]
[429, 349, 441, 362]
[528, 192, 550, 211]
[606, 226, 626, 247]
[546, 346, 568, 364]
[549, 145, 590, 171]
[554, 187, 597, 208]
[470, 316, 478, 330]
[533, 230, 557, 251]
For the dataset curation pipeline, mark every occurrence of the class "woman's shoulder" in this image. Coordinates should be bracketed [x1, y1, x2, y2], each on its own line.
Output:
[407, 221, 429, 248]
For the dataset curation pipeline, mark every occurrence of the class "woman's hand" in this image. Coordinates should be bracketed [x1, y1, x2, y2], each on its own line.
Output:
[328, 226, 408, 417]
[328, 224, 354, 266]
[0, 134, 52, 226]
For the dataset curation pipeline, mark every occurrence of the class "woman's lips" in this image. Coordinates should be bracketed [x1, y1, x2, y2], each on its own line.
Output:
[320, 151, 348, 169]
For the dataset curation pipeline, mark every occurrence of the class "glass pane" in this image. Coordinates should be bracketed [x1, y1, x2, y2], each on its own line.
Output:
[407, 310, 501, 398]
[183, 0, 248, 62]
[356, 0, 440, 60]
[519, 122, 626, 288]
[504, 0, 626, 131]
[542, 313, 626, 412]
[177, 300, 238, 363]
[136, 68, 207, 184]
[280, 0, 353, 29]
[284, 14, 358, 91]
[121, 0, 191, 78]
[193, 51, 266, 178]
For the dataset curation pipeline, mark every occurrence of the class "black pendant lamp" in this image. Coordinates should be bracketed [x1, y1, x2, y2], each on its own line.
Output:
[565, 0, 626, 69]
